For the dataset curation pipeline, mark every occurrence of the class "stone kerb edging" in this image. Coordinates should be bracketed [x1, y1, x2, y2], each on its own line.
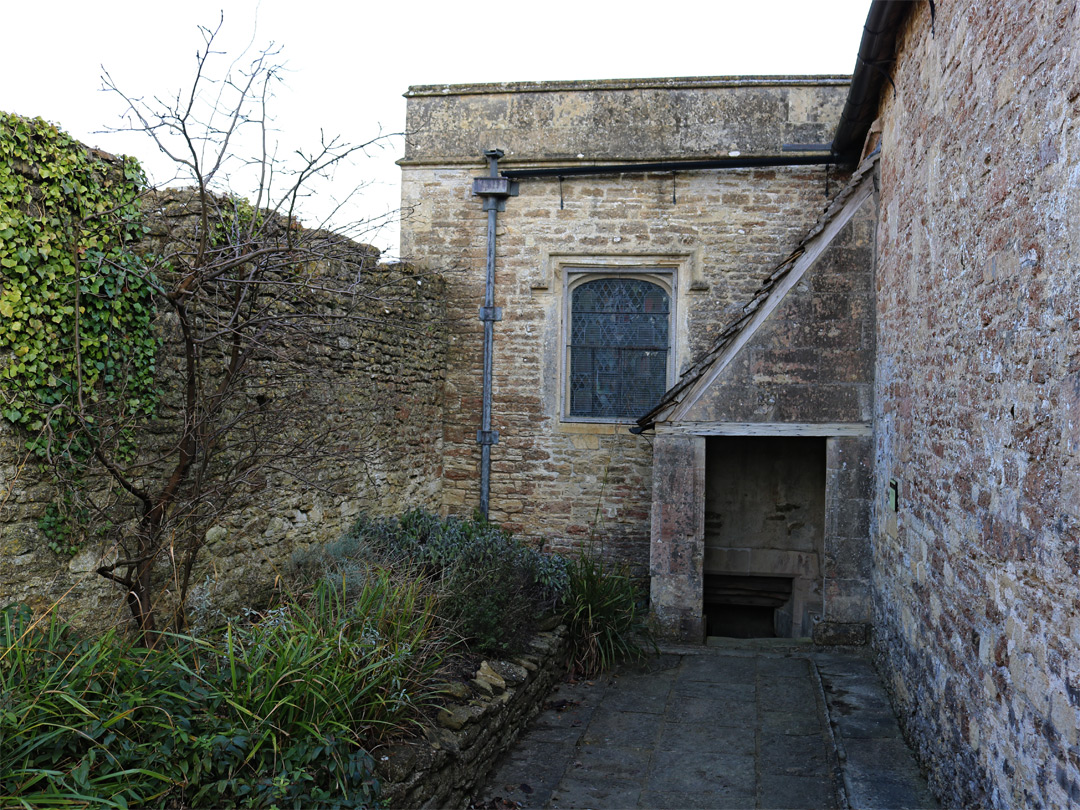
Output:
[376, 626, 570, 809]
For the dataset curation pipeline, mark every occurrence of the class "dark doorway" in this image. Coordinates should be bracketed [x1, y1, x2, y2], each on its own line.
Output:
[704, 574, 793, 638]
[704, 436, 826, 638]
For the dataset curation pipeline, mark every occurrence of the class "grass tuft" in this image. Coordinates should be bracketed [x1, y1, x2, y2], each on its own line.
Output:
[564, 553, 656, 679]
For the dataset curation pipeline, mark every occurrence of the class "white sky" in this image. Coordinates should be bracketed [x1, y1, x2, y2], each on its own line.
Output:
[3, 0, 870, 258]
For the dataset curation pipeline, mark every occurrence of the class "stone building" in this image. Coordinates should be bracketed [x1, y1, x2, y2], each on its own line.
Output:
[400, 76, 877, 645]
[3, 0, 1077, 804]
[401, 0, 1080, 806]
[863, 2, 1080, 807]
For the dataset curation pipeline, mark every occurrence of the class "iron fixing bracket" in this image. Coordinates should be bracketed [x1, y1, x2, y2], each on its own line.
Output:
[478, 306, 503, 322]
[476, 430, 500, 446]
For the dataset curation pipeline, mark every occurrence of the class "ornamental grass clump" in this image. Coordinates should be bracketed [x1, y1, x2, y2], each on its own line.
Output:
[219, 573, 443, 742]
[564, 553, 656, 679]
[1, 569, 444, 809]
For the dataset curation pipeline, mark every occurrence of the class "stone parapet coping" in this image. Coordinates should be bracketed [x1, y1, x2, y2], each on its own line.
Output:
[396, 154, 831, 168]
[406, 75, 852, 98]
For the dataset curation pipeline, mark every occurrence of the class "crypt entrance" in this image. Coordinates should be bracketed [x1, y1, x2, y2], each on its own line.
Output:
[648, 429, 873, 645]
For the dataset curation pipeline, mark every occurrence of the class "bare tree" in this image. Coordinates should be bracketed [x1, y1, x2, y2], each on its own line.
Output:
[44, 19, 405, 635]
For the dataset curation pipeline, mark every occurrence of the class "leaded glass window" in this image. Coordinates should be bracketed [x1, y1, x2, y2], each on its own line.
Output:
[568, 277, 671, 419]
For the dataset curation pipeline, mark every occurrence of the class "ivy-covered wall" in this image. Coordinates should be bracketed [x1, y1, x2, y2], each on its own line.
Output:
[0, 114, 158, 470]
[0, 114, 447, 628]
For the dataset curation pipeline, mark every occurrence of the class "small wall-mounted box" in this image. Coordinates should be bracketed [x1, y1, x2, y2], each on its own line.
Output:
[472, 177, 519, 198]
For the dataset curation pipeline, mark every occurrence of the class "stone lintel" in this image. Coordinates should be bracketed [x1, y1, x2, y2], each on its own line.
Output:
[657, 421, 872, 437]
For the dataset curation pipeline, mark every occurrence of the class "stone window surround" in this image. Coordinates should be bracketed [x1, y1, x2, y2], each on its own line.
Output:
[548, 252, 696, 431]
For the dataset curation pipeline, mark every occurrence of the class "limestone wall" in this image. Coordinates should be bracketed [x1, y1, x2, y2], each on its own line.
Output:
[401, 77, 850, 570]
[404, 77, 849, 165]
[679, 212, 877, 424]
[1, 190, 447, 628]
[871, 3, 1080, 807]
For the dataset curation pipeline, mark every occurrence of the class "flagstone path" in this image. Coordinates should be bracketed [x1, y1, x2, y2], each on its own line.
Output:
[475, 642, 937, 810]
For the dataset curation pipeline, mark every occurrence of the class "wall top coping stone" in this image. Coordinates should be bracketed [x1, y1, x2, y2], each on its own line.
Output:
[405, 75, 852, 98]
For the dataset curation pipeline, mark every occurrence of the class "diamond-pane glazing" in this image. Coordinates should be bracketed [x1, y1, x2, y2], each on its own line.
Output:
[569, 278, 670, 418]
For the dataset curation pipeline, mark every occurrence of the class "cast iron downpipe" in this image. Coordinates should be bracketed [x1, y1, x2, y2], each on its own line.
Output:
[472, 150, 518, 518]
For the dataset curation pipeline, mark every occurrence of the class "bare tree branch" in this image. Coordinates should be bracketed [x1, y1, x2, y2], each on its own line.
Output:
[35, 19, 416, 637]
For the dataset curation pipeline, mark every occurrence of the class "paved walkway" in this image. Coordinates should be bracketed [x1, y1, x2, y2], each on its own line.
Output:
[475, 642, 937, 809]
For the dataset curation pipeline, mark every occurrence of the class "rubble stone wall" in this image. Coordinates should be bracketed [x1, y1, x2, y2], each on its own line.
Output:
[0, 189, 447, 628]
[871, 3, 1080, 807]
[377, 627, 570, 809]
[401, 77, 850, 571]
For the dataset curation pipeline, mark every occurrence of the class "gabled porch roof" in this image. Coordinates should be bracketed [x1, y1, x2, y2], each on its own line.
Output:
[636, 150, 880, 431]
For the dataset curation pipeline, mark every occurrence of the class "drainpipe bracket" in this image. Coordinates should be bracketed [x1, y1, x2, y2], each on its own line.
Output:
[473, 178, 519, 212]
[473, 176, 519, 196]
[478, 306, 503, 322]
[476, 430, 500, 446]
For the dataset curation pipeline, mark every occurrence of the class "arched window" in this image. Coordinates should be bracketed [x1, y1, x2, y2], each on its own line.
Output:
[567, 275, 671, 419]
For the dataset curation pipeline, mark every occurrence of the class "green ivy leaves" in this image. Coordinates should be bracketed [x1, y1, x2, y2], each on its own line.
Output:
[0, 112, 160, 463]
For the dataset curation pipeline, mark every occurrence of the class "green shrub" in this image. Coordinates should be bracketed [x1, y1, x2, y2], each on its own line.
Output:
[299, 509, 568, 654]
[1, 606, 178, 808]
[290, 510, 658, 675]
[440, 549, 538, 654]
[1, 570, 443, 808]
[564, 554, 655, 678]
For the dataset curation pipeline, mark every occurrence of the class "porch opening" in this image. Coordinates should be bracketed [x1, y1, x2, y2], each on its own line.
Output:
[704, 435, 826, 638]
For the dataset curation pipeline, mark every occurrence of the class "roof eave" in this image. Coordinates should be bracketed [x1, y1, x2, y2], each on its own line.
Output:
[831, 0, 917, 163]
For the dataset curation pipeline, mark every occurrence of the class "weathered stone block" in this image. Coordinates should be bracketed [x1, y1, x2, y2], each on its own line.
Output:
[652, 604, 706, 643]
[824, 538, 872, 581]
[813, 621, 870, 646]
